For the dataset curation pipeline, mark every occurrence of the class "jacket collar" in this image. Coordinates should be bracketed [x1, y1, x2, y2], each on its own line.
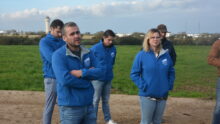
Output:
[66, 45, 90, 59]
[99, 39, 114, 48]
[158, 48, 168, 58]
[46, 33, 62, 42]
[149, 48, 168, 58]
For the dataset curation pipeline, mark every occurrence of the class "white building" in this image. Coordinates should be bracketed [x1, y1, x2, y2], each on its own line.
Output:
[44, 16, 50, 34]
[0, 30, 6, 34]
[116, 33, 131, 37]
[187, 33, 200, 38]
[166, 32, 172, 37]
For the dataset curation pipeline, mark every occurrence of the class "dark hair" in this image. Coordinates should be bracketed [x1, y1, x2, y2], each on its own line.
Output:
[157, 24, 167, 33]
[62, 22, 78, 35]
[103, 29, 116, 37]
[50, 19, 64, 29]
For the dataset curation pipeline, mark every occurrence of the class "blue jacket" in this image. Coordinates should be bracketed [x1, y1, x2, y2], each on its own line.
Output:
[130, 49, 175, 98]
[52, 45, 105, 106]
[39, 33, 65, 78]
[90, 40, 116, 81]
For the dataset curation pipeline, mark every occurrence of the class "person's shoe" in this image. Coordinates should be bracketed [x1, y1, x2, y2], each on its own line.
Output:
[107, 120, 117, 124]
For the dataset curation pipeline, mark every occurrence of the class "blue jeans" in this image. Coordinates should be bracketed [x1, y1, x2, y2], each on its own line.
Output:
[92, 80, 112, 122]
[212, 77, 220, 124]
[43, 78, 57, 124]
[59, 105, 96, 124]
[139, 96, 166, 124]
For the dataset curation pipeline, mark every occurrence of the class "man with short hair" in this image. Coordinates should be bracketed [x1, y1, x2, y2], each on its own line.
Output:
[208, 39, 220, 124]
[52, 22, 104, 124]
[157, 24, 177, 66]
[90, 29, 117, 124]
[39, 19, 65, 124]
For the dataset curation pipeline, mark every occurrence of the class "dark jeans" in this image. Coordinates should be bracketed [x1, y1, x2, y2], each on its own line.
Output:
[212, 77, 220, 124]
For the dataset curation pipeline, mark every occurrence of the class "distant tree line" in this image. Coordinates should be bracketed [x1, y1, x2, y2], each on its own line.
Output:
[0, 32, 220, 45]
[88, 32, 220, 46]
[0, 35, 42, 45]
[169, 33, 220, 45]
[82, 31, 144, 45]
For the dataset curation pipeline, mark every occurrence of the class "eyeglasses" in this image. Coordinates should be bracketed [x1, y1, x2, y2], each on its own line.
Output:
[150, 36, 160, 39]
[71, 31, 80, 35]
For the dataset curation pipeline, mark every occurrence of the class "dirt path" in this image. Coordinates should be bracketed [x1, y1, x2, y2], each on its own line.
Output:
[0, 90, 215, 124]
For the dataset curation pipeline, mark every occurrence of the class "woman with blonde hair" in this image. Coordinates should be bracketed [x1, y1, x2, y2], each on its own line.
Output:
[130, 28, 175, 124]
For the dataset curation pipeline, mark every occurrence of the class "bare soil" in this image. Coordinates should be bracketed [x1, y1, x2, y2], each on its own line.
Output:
[0, 90, 215, 124]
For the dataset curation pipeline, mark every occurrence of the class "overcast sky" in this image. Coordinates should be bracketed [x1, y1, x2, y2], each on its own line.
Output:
[0, 0, 219, 34]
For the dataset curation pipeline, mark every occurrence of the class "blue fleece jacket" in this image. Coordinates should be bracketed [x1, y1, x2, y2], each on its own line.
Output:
[130, 49, 175, 98]
[52, 45, 104, 106]
[39, 33, 65, 78]
[90, 40, 116, 81]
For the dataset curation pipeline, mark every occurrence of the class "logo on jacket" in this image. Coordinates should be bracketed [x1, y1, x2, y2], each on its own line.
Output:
[84, 57, 91, 67]
[111, 52, 115, 58]
[162, 59, 168, 66]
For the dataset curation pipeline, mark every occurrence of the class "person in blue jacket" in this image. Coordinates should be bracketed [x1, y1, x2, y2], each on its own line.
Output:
[130, 28, 175, 124]
[52, 22, 104, 124]
[90, 30, 117, 124]
[39, 19, 65, 124]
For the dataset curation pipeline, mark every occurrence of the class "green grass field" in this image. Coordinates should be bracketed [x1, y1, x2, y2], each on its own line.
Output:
[0, 45, 217, 98]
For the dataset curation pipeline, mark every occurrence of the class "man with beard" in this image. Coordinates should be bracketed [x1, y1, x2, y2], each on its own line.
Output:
[39, 19, 65, 124]
[52, 22, 104, 124]
[157, 24, 177, 66]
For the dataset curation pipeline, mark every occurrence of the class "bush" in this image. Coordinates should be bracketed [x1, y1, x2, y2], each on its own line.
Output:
[116, 36, 143, 45]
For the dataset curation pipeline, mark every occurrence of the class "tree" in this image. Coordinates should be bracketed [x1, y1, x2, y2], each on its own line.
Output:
[91, 31, 104, 43]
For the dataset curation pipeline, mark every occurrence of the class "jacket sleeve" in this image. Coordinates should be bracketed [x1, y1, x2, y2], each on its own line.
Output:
[112, 48, 117, 65]
[39, 39, 54, 63]
[81, 51, 105, 80]
[165, 41, 176, 66]
[168, 64, 175, 90]
[52, 52, 90, 88]
[130, 52, 147, 90]
[166, 53, 175, 90]
[207, 41, 220, 67]
[170, 44, 177, 66]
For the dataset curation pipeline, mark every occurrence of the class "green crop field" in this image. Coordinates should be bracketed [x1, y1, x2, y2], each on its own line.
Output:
[0, 45, 217, 98]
